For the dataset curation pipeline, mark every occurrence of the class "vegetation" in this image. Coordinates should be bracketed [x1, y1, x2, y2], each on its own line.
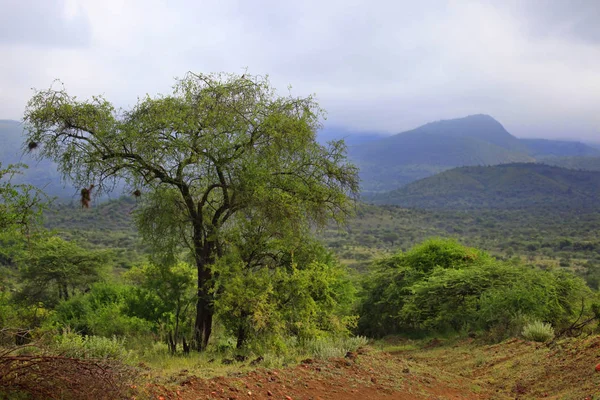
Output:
[521, 138, 600, 157]
[23, 72, 359, 350]
[369, 163, 600, 210]
[521, 320, 555, 342]
[540, 154, 600, 171]
[3, 78, 600, 399]
[357, 239, 594, 340]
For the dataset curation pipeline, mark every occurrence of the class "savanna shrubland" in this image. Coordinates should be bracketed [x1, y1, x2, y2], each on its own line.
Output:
[358, 238, 596, 341]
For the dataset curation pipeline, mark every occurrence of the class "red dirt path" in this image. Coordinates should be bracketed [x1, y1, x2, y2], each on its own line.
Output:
[149, 350, 490, 400]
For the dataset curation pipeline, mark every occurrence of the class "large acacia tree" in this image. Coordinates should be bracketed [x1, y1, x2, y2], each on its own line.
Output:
[23, 72, 359, 350]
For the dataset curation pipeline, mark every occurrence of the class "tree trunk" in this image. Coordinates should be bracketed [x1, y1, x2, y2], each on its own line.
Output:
[236, 323, 247, 349]
[194, 292, 213, 351]
[167, 331, 176, 354]
[193, 231, 215, 351]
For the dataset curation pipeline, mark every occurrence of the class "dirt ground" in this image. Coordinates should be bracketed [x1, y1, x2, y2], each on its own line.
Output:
[146, 336, 600, 400]
[147, 348, 490, 400]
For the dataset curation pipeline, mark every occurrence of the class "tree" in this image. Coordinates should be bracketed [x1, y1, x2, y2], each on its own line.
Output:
[17, 236, 109, 308]
[0, 163, 47, 296]
[0, 163, 46, 235]
[214, 232, 356, 349]
[23, 72, 359, 350]
[125, 262, 195, 353]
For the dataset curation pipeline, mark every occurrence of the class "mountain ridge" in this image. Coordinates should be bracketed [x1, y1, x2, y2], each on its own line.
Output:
[349, 114, 599, 192]
[369, 163, 600, 210]
[2, 116, 599, 199]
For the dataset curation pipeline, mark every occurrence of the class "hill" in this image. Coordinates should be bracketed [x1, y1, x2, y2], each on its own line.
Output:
[349, 114, 535, 193]
[3, 116, 599, 197]
[369, 163, 600, 210]
[0, 120, 75, 198]
[317, 126, 388, 146]
[521, 138, 600, 157]
[348, 115, 600, 193]
[538, 155, 600, 171]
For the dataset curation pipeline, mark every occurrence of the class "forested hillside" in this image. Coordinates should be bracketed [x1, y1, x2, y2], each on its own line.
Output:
[539, 155, 600, 171]
[370, 163, 600, 209]
[522, 138, 600, 157]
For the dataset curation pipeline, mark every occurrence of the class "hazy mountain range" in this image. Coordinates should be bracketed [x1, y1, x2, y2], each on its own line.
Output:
[2, 115, 600, 206]
[346, 114, 600, 193]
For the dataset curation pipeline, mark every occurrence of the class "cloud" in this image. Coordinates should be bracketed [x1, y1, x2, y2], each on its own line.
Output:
[1, 0, 599, 141]
[0, 0, 91, 47]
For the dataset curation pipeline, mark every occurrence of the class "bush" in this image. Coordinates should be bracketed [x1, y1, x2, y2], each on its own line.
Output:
[52, 283, 154, 338]
[52, 331, 132, 361]
[358, 239, 593, 339]
[522, 321, 555, 342]
[303, 335, 368, 359]
[215, 240, 357, 349]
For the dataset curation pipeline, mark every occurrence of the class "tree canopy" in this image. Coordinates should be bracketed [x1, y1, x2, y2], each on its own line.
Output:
[23, 72, 359, 350]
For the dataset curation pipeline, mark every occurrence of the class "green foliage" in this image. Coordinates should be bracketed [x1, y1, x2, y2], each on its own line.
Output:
[214, 239, 357, 349]
[52, 283, 154, 337]
[370, 163, 600, 210]
[302, 335, 368, 359]
[24, 72, 359, 349]
[357, 239, 488, 336]
[358, 239, 592, 340]
[52, 330, 133, 360]
[17, 236, 110, 308]
[124, 261, 195, 351]
[0, 162, 47, 234]
[522, 321, 555, 342]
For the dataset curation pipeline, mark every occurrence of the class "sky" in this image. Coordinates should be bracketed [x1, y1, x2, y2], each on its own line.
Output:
[1, 0, 600, 141]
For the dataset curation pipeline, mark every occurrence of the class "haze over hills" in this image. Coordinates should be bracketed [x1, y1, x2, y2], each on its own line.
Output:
[369, 163, 600, 210]
[316, 126, 388, 146]
[0, 119, 75, 198]
[349, 114, 600, 193]
[540, 156, 600, 172]
[522, 138, 600, 158]
[2, 115, 600, 200]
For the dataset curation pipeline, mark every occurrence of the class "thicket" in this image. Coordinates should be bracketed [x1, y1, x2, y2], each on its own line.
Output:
[358, 238, 597, 341]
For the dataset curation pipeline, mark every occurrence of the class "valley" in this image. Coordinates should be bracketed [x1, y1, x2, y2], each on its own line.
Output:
[2, 111, 600, 400]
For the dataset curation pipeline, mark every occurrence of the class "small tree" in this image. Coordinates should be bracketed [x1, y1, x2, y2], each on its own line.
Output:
[0, 163, 46, 236]
[125, 262, 195, 353]
[17, 237, 109, 308]
[24, 73, 359, 350]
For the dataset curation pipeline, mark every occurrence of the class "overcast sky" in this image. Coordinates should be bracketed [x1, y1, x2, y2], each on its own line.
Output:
[1, 0, 600, 141]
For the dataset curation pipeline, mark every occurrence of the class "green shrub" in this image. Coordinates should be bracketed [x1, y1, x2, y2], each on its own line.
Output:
[303, 335, 368, 359]
[359, 239, 592, 338]
[521, 321, 555, 342]
[52, 283, 154, 338]
[53, 330, 133, 361]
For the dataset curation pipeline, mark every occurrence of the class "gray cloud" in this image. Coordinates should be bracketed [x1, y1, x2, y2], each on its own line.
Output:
[0, 0, 599, 141]
[0, 0, 91, 47]
[511, 0, 600, 45]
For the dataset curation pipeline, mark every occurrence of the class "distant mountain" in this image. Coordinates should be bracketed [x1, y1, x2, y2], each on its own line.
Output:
[317, 126, 388, 146]
[521, 138, 600, 157]
[586, 142, 600, 150]
[0, 120, 76, 199]
[539, 156, 600, 172]
[369, 163, 600, 210]
[349, 115, 535, 193]
[3, 115, 599, 200]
